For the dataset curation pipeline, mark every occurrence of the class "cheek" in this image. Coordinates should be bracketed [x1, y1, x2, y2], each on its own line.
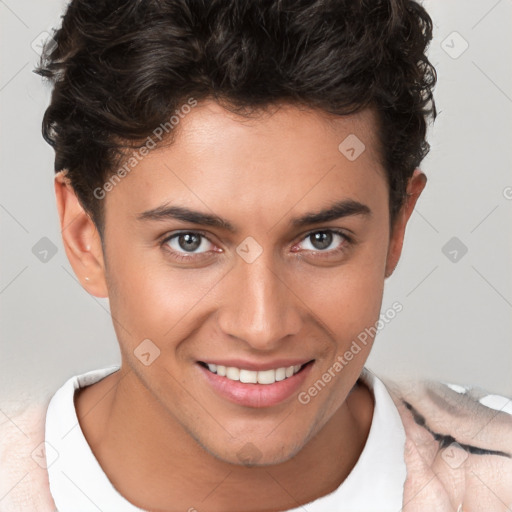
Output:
[292, 236, 388, 341]
[105, 239, 223, 344]
[293, 269, 384, 350]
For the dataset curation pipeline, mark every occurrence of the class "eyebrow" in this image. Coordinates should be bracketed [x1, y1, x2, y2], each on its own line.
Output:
[136, 199, 371, 232]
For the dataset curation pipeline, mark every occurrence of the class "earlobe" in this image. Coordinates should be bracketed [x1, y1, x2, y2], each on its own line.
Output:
[384, 169, 427, 278]
[54, 171, 108, 298]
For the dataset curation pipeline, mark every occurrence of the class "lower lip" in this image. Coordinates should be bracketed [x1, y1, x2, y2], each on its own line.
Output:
[197, 362, 314, 408]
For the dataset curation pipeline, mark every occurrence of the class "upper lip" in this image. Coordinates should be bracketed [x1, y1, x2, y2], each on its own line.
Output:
[198, 359, 314, 371]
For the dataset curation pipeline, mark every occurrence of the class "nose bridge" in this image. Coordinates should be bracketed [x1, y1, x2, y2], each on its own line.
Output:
[217, 253, 302, 348]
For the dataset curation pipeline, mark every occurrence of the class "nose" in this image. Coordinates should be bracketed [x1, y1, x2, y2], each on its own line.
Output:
[216, 254, 303, 351]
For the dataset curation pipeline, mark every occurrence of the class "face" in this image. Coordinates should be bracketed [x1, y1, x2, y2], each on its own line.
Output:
[63, 100, 416, 466]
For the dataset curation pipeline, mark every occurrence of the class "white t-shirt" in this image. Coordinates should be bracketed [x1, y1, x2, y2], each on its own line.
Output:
[45, 365, 406, 511]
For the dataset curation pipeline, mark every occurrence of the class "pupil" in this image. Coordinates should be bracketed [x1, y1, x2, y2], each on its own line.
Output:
[311, 231, 332, 250]
[179, 233, 201, 252]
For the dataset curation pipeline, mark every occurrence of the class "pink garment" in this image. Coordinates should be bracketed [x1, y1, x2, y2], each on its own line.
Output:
[1, 376, 511, 511]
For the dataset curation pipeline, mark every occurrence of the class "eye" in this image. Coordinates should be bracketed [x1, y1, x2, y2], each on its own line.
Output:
[163, 231, 215, 255]
[293, 229, 350, 253]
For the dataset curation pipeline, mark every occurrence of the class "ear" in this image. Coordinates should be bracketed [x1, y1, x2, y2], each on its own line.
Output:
[384, 168, 427, 278]
[54, 171, 108, 298]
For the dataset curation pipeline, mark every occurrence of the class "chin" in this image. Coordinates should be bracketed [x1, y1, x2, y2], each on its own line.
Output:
[204, 437, 305, 467]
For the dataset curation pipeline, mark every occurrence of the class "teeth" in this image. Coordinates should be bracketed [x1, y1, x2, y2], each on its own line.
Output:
[204, 363, 304, 385]
[275, 367, 286, 381]
[257, 369, 276, 384]
[226, 367, 240, 380]
[240, 369, 258, 383]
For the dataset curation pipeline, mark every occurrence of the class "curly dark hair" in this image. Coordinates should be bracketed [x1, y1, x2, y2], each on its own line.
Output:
[36, 0, 437, 235]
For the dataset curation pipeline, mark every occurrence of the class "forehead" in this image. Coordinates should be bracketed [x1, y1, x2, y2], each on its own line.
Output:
[105, 100, 387, 227]
[173, 100, 382, 171]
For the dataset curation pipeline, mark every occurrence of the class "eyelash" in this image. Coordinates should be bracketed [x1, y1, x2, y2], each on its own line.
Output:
[160, 229, 354, 263]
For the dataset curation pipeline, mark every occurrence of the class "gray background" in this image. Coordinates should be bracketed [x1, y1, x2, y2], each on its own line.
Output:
[1, 0, 511, 411]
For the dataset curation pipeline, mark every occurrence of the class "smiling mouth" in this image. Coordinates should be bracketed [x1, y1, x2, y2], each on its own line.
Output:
[198, 360, 314, 385]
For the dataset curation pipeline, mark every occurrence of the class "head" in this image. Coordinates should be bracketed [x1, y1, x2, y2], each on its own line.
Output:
[38, 0, 436, 465]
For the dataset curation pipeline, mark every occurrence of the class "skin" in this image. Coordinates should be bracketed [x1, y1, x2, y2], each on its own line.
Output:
[55, 100, 426, 512]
